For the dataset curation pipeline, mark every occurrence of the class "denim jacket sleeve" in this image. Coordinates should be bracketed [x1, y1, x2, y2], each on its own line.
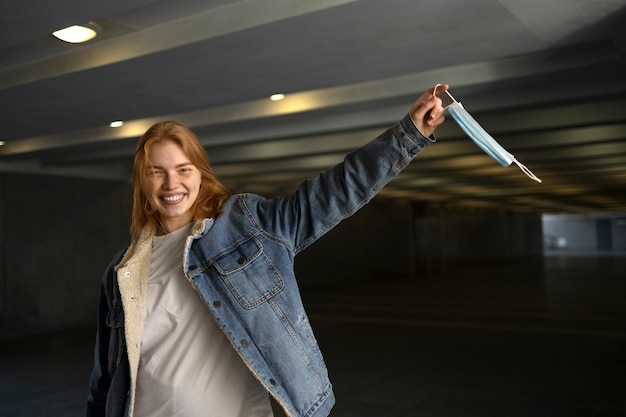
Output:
[248, 113, 434, 254]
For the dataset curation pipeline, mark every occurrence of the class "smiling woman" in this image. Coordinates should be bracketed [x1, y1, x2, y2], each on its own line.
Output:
[131, 121, 230, 241]
[85, 86, 447, 417]
[143, 140, 202, 234]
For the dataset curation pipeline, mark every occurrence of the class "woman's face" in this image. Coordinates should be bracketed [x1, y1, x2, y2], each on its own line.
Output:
[145, 139, 202, 233]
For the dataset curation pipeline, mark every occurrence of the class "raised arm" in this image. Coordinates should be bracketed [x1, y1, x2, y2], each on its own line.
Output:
[248, 86, 448, 254]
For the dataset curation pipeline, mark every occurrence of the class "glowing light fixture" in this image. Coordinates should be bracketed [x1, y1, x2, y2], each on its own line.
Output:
[53, 23, 100, 43]
[0, 141, 5, 146]
[270, 93, 285, 101]
[109, 120, 124, 128]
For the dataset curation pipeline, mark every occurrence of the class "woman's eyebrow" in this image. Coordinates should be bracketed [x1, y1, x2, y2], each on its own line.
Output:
[147, 162, 193, 169]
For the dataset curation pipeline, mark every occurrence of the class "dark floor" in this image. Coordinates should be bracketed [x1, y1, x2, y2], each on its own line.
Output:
[1, 254, 625, 416]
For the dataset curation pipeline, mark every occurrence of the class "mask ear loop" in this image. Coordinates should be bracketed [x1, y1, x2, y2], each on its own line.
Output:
[434, 84, 468, 113]
[432, 84, 458, 108]
[432, 84, 542, 183]
[512, 159, 542, 183]
[432, 84, 448, 102]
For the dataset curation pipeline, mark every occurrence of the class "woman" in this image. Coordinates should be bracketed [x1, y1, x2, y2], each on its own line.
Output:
[85, 85, 448, 417]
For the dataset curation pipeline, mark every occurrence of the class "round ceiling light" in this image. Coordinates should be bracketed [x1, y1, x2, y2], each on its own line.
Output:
[53, 23, 100, 43]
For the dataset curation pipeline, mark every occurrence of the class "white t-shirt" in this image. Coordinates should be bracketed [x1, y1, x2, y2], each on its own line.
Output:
[134, 224, 273, 417]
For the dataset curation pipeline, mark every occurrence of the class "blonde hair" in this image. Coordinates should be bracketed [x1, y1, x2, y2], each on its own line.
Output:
[130, 121, 230, 240]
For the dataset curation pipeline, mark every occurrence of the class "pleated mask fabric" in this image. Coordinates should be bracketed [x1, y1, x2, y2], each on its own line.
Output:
[437, 86, 541, 183]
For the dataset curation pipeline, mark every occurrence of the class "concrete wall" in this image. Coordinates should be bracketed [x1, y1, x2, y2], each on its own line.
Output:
[412, 205, 544, 274]
[295, 200, 544, 285]
[615, 216, 626, 249]
[542, 214, 626, 250]
[295, 199, 417, 286]
[0, 173, 131, 341]
[0, 171, 544, 341]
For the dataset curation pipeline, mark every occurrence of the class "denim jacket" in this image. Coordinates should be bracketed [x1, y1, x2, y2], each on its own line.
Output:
[85, 114, 434, 417]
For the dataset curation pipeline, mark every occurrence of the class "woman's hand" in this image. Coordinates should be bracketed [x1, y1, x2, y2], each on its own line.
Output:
[409, 84, 448, 137]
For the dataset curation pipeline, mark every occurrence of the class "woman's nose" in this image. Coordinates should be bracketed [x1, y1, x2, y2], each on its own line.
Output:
[163, 173, 179, 189]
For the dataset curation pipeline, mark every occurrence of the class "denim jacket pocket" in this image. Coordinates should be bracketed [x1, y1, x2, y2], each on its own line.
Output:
[213, 236, 284, 309]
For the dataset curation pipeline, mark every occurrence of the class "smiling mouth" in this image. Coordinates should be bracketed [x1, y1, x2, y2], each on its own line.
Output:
[161, 194, 185, 204]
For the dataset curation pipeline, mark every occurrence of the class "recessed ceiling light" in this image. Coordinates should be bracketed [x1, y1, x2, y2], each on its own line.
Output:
[53, 23, 100, 43]
[270, 94, 285, 101]
[109, 120, 124, 128]
[0, 141, 5, 146]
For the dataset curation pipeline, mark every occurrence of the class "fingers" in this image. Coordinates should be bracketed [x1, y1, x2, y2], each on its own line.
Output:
[410, 96, 436, 122]
[429, 84, 449, 125]
[410, 86, 447, 136]
[411, 84, 448, 118]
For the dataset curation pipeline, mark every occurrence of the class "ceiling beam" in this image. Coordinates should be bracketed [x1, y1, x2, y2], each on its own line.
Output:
[0, 0, 358, 90]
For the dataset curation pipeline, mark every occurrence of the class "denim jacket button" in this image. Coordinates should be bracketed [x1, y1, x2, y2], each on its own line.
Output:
[241, 339, 248, 347]
[213, 301, 221, 308]
[269, 378, 277, 386]
[237, 257, 245, 265]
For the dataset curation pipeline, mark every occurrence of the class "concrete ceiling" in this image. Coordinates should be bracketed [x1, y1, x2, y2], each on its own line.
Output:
[1, 0, 625, 213]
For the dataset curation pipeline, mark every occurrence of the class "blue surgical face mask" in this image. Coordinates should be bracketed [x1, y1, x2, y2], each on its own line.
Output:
[438, 88, 541, 183]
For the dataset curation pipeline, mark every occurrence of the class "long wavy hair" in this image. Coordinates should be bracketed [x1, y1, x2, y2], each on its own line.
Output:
[130, 121, 230, 241]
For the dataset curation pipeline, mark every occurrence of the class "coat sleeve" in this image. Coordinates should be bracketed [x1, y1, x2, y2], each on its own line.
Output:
[85, 249, 127, 417]
[85, 278, 113, 417]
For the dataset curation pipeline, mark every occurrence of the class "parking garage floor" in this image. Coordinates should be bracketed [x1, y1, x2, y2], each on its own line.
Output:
[1, 253, 625, 416]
